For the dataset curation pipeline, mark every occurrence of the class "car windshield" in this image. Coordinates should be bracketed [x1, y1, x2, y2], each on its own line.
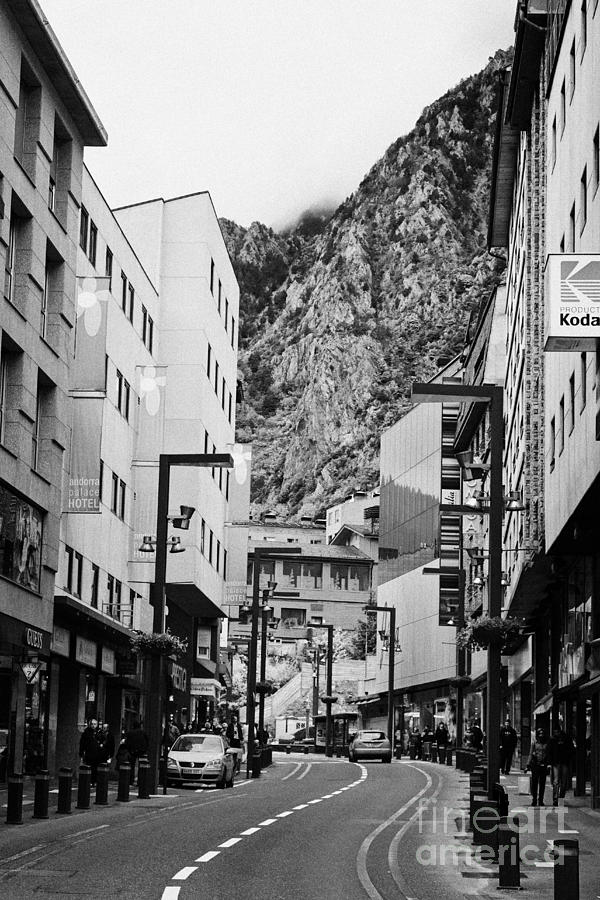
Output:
[358, 731, 386, 741]
[173, 735, 223, 753]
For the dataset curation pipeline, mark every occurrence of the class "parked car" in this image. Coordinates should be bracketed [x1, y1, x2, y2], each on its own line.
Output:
[167, 734, 236, 788]
[348, 730, 392, 763]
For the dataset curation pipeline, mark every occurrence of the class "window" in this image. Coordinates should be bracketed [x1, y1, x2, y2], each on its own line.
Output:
[123, 379, 130, 421]
[282, 560, 301, 587]
[105, 247, 113, 290]
[349, 565, 370, 591]
[302, 562, 322, 589]
[119, 479, 126, 520]
[569, 372, 575, 434]
[214, 360, 219, 395]
[560, 79, 566, 134]
[221, 377, 226, 409]
[48, 116, 72, 225]
[560, 233, 565, 253]
[206, 343, 212, 379]
[79, 206, 89, 252]
[225, 470, 230, 501]
[65, 545, 82, 597]
[581, 0, 588, 56]
[31, 389, 41, 470]
[0, 355, 7, 444]
[231, 316, 236, 348]
[201, 518, 205, 555]
[41, 266, 49, 340]
[559, 395, 565, 455]
[111, 472, 119, 514]
[551, 116, 557, 168]
[4, 213, 19, 303]
[223, 549, 227, 581]
[91, 563, 99, 608]
[569, 202, 576, 251]
[330, 563, 349, 590]
[216, 539, 221, 573]
[88, 221, 97, 266]
[107, 576, 122, 619]
[142, 306, 153, 352]
[116, 369, 123, 411]
[280, 608, 306, 628]
[581, 352, 587, 410]
[208, 530, 214, 564]
[14, 62, 40, 177]
[569, 39, 576, 98]
[228, 391, 232, 424]
[128, 284, 135, 322]
[99, 460, 104, 503]
[121, 272, 128, 314]
[203, 430, 209, 455]
[225, 297, 229, 332]
[580, 167, 587, 233]
[210, 258, 215, 294]
[197, 626, 211, 660]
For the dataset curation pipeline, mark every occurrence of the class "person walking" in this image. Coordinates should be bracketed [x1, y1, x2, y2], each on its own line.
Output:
[469, 720, 484, 752]
[547, 726, 576, 806]
[79, 718, 102, 786]
[165, 714, 180, 747]
[527, 727, 549, 806]
[226, 715, 244, 774]
[124, 720, 149, 785]
[499, 718, 519, 774]
[98, 722, 115, 771]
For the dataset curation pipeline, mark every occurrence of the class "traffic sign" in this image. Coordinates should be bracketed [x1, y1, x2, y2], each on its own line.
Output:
[20, 662, 41, 683]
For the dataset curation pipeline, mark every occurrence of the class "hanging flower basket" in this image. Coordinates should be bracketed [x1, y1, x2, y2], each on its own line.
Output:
[320, 695, 338, 704]
[130, 630, 188, 658]
[456, 616, 522, 652]
[255, 679, 275, 696]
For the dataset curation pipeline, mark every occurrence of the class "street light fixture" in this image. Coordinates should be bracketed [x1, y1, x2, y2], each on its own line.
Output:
[308, 620, 335, 757]
[363, 604, 397, 748]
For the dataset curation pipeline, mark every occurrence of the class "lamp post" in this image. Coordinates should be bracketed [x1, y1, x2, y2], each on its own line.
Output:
[246, 546, 301, 779]
[146, 452, 233, 795]
[412, 381, 504, 800]
[308, 621, 335, 757]
[257, 585, 275, 752]
[364, 605, 398, 747]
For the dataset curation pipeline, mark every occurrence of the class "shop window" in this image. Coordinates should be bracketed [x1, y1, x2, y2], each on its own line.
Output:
[349, 565, 370, 591]
[282, 560, 301, 587]
[330, 563, 349, 590]
[302, 562, 322, 589]
[280, 608, 306, 628]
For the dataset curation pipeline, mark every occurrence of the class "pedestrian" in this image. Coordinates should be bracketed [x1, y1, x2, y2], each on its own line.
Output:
[165, 714, 180, 747]
[226, 714, 244, 774]
[79, 718, 102, 786]
[409, 727, 422, 760]
[394, 726, 403, 758]
[526, 726, 549, 806]
[434, 721, 449, 750]
[124, 719, 149, 785]
[547, 726, 575, 806]
[99, 722, 116, 770]
[469, 720, 484, 752]
[499, 718, 519, 774]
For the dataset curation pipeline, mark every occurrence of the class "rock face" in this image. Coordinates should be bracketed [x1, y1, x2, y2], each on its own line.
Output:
[220, 50, 510, 519]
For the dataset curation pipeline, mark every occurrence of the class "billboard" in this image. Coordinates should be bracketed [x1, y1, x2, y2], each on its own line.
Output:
[545, 254, 600, 351]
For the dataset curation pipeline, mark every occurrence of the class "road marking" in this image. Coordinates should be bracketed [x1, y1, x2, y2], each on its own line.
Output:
[297, 763, 311, 780]
[293, 804, 309, 810]
[282, 762, 303, 781]
[70, 824, 110, 838]
[173, 867, 197, 880]
[240, 827, 260, 835]
[277, 810, 293, 817]
[161, 889, 180, 900]
[534, 861, 554, 868]
[219, 838, 242, 848]
[196, 851, 220, 862]
[257, 818, 277, 825]
[0, 845, 46, 864]
[308, 798, 323, 804]
[558, 829, 579, 834]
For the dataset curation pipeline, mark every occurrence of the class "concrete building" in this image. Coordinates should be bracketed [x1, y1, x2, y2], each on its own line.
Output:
[0, 0, 106, 776]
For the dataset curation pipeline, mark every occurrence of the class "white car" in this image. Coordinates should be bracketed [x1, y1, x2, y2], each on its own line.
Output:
[167, 734, 236, 788]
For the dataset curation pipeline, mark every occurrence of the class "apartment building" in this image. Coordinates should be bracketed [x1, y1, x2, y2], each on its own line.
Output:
[0, 0, 106, 776]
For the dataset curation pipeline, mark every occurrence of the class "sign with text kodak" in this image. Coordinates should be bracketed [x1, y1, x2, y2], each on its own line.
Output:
[545, 254, 600, 351]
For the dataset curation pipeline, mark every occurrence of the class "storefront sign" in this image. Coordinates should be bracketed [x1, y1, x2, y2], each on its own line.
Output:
[75, 636, 97, 668]
[20, 661, 41, 683]
[0, 484, 43, 592]
[545, 254, 600, 351]
[101, 647, 115, 674]
[190, 677, 220, 698]
[52, 626, 70, 657]
[170, 662, 187, 692]
[65, 398, 103, 513]
[24, 628, 44, 651]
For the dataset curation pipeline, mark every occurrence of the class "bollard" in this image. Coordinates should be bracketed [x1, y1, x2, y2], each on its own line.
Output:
[286, 743, 291, 755]
[117, 763, 131, 801]
[33, 770, 50, 819]
[137, 757, 150, 799]
[493, 782, 509, 818]
[553, 839, 579, 900]
[498, 815, 520, 890]
[76, 763, 91, 809]
[470, 791, 491, 831]
[430, 744, 438, 763]
[304, 744, 309, 755]
[57, 767, 73, 814]
[6, 773, 24, 825]
[95, 763, 109, 805]
[336, 747, 342, 758]
[446, 746, 453, 766]
[395, 743, 402, 759]
[251, 751, 262, 778]
[472, 801, 499, 857]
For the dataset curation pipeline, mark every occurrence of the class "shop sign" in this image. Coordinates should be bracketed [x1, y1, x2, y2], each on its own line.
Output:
[116, 656, 137, 676]
[75, 636, 97, 668]
[20, 661, 41, 683]
[52, 626, 70, 658]
[170, 662, 187, 692]
[225, 581, 247, 605]
[24, 627, 44, 651]
[189, 677, 219, 698]
[545, 254, 600, 351]
[101, 647, 115, 675]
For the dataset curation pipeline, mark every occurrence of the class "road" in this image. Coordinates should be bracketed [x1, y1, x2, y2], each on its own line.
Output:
[0, 756, 452, 900]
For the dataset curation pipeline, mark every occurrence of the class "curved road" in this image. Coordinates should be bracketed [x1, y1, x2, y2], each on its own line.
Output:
[0, 756, 450, 900]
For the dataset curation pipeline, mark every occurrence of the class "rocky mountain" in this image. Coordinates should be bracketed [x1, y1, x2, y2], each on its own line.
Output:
[220, 50, 510, 520]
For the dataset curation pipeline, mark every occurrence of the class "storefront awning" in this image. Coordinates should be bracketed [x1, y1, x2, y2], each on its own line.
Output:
[166, 583, 226, 620]
[533, 689, 555, 715]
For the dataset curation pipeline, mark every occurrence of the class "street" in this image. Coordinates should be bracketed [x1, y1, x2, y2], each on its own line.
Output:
[0, 757, 440, 900]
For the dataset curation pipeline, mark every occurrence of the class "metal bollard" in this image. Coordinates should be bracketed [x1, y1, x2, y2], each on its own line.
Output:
[498, 815, 520, 889]
[117, 763, 131, 801]
[33, 770, 50, 819]
[137, 758, 150, 799]
[472, 801, 499, 857]
[470, 791, 491, 831]
[57, 767, 73, 814]
[286, 743, 291, 755]
[553, 839, 579, 900]
[251, 751, 262, 778]
[95, 763, 109, 805]
[6, 773, 24, 825]
[304, 744, 309, 755]
[76, 763, 91, 809]
[430, 744, 438, 763]
[446, 746, 453, 766]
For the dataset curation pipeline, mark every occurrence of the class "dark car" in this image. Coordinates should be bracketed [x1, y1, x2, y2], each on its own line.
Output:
[348, 730, 392, 763]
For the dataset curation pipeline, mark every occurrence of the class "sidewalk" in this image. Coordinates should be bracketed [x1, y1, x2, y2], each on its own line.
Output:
[402, 761, 600, 899]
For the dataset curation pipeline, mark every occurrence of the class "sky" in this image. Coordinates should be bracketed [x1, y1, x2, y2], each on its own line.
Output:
[41, 0, 516, 230]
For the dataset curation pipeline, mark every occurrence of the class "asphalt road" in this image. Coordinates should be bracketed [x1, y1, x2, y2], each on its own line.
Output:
[0, 756, 450, 900]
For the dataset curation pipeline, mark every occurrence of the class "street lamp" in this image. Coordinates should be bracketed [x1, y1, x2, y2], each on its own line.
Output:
[308, 621, 335, 757]
[257, 582, 276, 754]
[146, 452, 233, 795]
[412, 381, 503, 800]
[363, 604, 399, 748]
[246, 546, 301, 779]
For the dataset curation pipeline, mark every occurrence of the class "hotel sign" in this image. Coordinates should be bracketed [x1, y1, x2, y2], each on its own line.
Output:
[545, 254, 600, 351]
[190, 677, 220, 699]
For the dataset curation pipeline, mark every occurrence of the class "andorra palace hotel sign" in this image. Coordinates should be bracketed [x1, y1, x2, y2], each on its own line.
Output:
[545, 254, 600, 351]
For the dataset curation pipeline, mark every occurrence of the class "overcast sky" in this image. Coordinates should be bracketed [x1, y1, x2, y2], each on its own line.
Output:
[41, 0, 516, 230]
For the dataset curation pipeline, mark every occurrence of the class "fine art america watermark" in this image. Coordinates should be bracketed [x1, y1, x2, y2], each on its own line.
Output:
[413, 799, 572, 867]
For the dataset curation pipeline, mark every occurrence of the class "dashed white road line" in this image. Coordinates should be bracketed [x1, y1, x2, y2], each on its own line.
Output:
[257, 818, 277, 825]
[196, 851, 220, 863]
[293, 804, 309, 810]
[161, 888, 180, 900]
[173, 866, 197, 880]
[297, 763, 312, 780]
[276, 810, 294, 817]
[219, 838, 242, 848]
[0, 845, 46, 864]
[240, 826, 261, 835]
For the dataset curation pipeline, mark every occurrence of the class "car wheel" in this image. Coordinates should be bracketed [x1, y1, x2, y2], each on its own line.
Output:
[383, 756, 392, 763]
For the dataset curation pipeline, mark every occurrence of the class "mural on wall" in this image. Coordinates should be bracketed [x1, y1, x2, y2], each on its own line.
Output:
[0, 485, 43, 592]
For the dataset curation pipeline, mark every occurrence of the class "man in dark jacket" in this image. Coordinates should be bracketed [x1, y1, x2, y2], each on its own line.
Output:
[547, 727, 575, 805]
[124, 720, 149, 785]
[470, 720, 484, 751]
[434, 722, 450, 749]
[79, 718, 102, 786]
[499, 718, 519, 774]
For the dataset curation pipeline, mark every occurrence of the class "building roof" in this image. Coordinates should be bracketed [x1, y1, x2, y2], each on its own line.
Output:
[8, 0, 107, 146]
[488, 68, 520, 250]
[329, 523, 378, 542]
[248, 541, 372, 563]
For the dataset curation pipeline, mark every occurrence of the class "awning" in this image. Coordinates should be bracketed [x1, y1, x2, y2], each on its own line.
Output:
[166, 583, 226, 620]
[533, 689, 555, 715]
